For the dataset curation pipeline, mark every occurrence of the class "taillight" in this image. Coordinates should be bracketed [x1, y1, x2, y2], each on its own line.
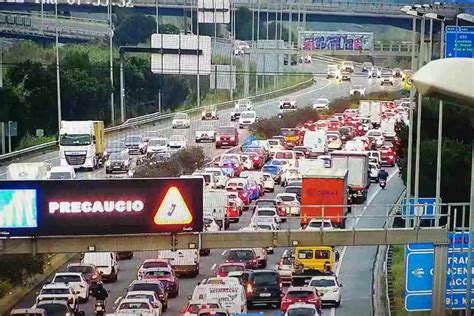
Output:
[246, 283, 253, 294]
[282, 298, 292, 304]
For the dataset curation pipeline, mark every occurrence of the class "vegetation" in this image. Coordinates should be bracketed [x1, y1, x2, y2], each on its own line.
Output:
[0, 255, 47, 299]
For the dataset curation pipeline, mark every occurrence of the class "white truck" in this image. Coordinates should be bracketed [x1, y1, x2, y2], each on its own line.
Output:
[59, 121, 105, 170]
[330, 151, 370, 204]
[204, 190, 229, 230]
[157, 249, 200, 277]
[298, 159, 326, 176]
[303, 130, 327, 157]
[358, 101, 382, 128]
[7, 162, 51, 180]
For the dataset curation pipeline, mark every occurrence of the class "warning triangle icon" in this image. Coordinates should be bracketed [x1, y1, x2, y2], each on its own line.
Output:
[154, 187, 193, 225]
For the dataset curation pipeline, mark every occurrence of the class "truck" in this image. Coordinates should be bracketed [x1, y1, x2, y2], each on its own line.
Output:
[7, 162, 51, 180]
[59, 121, 105, 170]
[381, 119, 396, 139]
[300, 168, 348, 228]
[298, 159, 326, 176]
[157, 249, 200, 277]
[303, 130, 327, 158]
[358, 101, 382, 127]
[330, 151, 370, 204]
[204, 190, 229, 229]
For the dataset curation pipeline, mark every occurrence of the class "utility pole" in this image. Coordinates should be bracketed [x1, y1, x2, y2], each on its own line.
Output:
[414, 17, 425, 203]
[109, 0, 115, 126]
[55, 0, 62, 133]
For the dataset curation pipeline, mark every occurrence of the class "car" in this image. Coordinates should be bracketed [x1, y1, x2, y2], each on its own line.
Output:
[105, 151, 131, 174]
[340, 70, 351, 81]
[172, 112, 191, 128]
[366, 129, 385, 148]
[369, 161, 380, 182]
[181, 300, 222, 316]
[239, 154, 254, 171]
[326, 64, 339, 79]
[219, 160, 238, 178]
[123, 291, 163, 315]
[202, 105, 218, 120]
[312, 98, 329, 111]
[137, 259, 173, 280]
[279, 98, 297, 109]
[305, 219, 336, 231]
[36, 283, 78, 310]
[259, 172, 275, 192]
[276, 193, 300, 216]
[124, 134, 147, 154]
[168, 134, 187, 150]
[143, 131, 162, 143]
[362, 62, 373, 73]
[261, 164, 283, 184]
[66, 263, 101, 291]
[225, 178, 251, 205]
[222, 248, 258, 269]
[246, 270, 282, 308]
[350, 85, 366, 96]
[243, 152, 264, 169]
[327, 132, 342, 151]
[341, 61, 354, 73]
[239, 111, 257, 129]
[115, 298, 161, 315]
[254, 198, 286, 219]
[268, 159, 291, 181]
[147, 137, 168, 154]
[128, 280, 168, 311]
[231, 99, 252, 121]
[51, 272, 89, 302]
[308, 275, 342, 307]
[393, 68, 403, 78]
[338, 126, 355, 143]
[380, 144, 396, 166]
[35, 300, 81, 316]
[380, 71, 394, 85]
[216, 126, 239, 148]
[252, 207, 281, 226]
[195, 125, 217, 143]
[285, 185, 301, 201]
[227, 191, 245, 210]
[278, 108, 296, 118]
[204, 167, 229, 188]
[276, 250, 293, 285]
[328, 118, 342, 131]
[281, 286, 321, 313]
[284, 302, 320, 316]
[212, 262, 246, 277]
[47, 165, 76, 180]
[104, 140, 125, 160]
[142, 267, 179, 298]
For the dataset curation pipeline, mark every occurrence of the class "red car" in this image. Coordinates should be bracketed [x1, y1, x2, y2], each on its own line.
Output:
[181, 302, 221, 316]
[281, 286, 322, 313]
[216, 126, 239, 148]
[380, 145, 397, 166]
[225, 179, 251, 205]
[212, 262, 246, 277]
[346, 118, 365, 137]
[245, 152, 264, 169]
[223, 248, 259, 269]
[137, 259, 173, 280]
[143, 267, 180, 298]
[314, 120, 328, 131]
[220, 159, 242, 177]
[226, 199, 241, 222]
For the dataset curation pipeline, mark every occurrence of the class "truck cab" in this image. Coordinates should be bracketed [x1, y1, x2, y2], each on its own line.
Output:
[231, 99, 252, 121]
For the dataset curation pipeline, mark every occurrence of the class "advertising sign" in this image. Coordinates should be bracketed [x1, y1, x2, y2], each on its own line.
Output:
[299, 31, 373, 51]
[0, 178, 203, 236]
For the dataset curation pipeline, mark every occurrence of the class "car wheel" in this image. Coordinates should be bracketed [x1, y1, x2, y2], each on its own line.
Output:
[335, 300, 341, 307]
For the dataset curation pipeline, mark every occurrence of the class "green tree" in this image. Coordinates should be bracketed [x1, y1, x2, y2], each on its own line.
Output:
[114, 14, 156, 46]
[235, 7, 263, 40]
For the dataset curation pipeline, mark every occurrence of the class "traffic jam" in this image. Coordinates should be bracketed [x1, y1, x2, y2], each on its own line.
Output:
[9, 87, 411, 316]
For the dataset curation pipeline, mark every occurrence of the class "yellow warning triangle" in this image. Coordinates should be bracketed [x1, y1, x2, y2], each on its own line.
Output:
[154, 187, 193, 225]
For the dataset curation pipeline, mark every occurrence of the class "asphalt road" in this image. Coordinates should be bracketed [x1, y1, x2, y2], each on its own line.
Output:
[10, 60, 405, 315]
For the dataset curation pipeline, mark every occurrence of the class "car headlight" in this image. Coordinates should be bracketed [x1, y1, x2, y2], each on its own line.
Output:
[105, 161, 111, 167]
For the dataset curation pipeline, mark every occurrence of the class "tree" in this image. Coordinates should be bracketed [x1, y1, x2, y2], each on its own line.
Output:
[114, 14, 156, 46]
[235, 7, 263, 40]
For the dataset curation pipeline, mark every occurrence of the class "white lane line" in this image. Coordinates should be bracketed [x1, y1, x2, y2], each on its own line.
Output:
[331, 169, 399, 316]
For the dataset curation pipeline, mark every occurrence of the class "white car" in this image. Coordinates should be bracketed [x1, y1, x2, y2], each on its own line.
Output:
[239, 111, 257, 128]
[341, 61, 355, 73]
[370, 67, 382, 78]
[350, 85, 366, 96]
[51, 272, 89, 302]
[276, 193, 300, 216]
[327, 132, 342, 150]
[366, 129, 385, 148]
[252, 207, 281, 225]
[369, 161, 380, 182]
[327, 64, 339, 79]
[195, 125, 217, 143]
[147, 137, 168, 154]
[115, 298, 161, 315]
[285, 302, 320, 315]
[308, 275, 343, 307]
[279, 98, 297, 109]
[204, 167, 229, 188]
[239, 155, 254, 170]
[305, 219, 335, 231]
[201, 105, 218, 120]
[226, 191, 245, 210]
[168, 135, 187, 150]
[312, 98, 330, 111]
[123, 291, 162, 315]
[172, 112, 191, 129]
[36, 283, 78, 310]
[262, 172, 275, 192]
[277, 250, 293, 284]
[47, 165, 76, 180]
[380, 72, 394, 86]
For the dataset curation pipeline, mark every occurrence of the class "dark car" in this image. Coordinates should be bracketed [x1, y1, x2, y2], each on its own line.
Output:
[36, 300, 84, 316]
[124, 135, 146, 154]
[285, 186, 302, 202]
[105, 151, 131, 174]
[223, 248, 258, 269]
[104, 140, 125, 159]
[117, 251, 134, 260]
[338, 126, 355, 142]
[66, 263, 101, 290]
[216, 126, 239, 148]
[247, 270, 282, 308]
[128, 280, 168, 311]
[142, 267, 179, 298]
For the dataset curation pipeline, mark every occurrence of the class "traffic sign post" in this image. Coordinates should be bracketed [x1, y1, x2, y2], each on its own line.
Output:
[445, 26, 474, 58]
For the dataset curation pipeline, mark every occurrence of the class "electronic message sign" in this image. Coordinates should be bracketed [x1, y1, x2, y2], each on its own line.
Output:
[0, 178, 203, 236]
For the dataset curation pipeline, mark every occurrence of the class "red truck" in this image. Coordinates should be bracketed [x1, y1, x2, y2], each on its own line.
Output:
[300, 168, 348, 228]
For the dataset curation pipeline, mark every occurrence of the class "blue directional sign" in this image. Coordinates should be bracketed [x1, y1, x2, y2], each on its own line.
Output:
[401, 197, 436, 219]
[405, 293, 432, 312]
[445, 26, 474, 58]
[446, 291, 474, 309]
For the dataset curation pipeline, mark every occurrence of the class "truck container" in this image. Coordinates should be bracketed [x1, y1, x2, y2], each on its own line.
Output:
[358, 100, 383, 127]
[330, 151, 370, 204]
[7, 162, 51, 180]
[59, 120, 105, 170]
[300, 168, 348, 228]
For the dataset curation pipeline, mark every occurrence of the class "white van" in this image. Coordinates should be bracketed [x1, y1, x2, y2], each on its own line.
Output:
[192, 283, 247, 314]
[203, 190, 229, 229]
[81, 252, 118, 282]
[7, 162, 51, 180]
[157, 249, 200, 277]
[303, 130, 327, 157]
[47, 165, 76, 180]
[381, 119, 396, 139]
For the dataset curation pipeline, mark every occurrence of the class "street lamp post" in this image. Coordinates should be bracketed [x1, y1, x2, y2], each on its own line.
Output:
[55, 1, 62, 133]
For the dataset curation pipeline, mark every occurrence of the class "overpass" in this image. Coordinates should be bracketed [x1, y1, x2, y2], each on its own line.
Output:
[0, 10, 109, 42]
[0, 0, 466, 30]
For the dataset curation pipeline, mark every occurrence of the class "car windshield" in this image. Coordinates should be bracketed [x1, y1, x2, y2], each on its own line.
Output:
[327, 135, 338, 141]
[257, 224, 273, 230]
[67, 265, 94, 274]
[368, 131, 382, 137]
[41, 288, 70, 295]
[218, 127, 235, 134]
[278, 195, 295, 202]
[125, 136, 142, 144]
[221, 265, 245, 273]
[119, 302, 150, 310]
[174, 113, 187, 119]
[280, 129, 297, 137]
[145, 270, 171, 277]
[339, 127, 351, 134]
[227, 250, 254, 260]
[257, 210, 276, 216]
[53, 275, 81, 283]
[142, 262, 167, 269]
[310, 278, 337, 287]
[37, 303, 69, 315]
[268, 140, 279, 146]
[59, 134, 91, 146]
[106, 142, 123, 151]
[131, 284, 161, 293]
[127, 294, 153, 301]
[253, 272, 278, 285]
[315, 99, 327, 104]
[49, 172, 72, 180]
[271, 160, 287, 165]
[275, 152, 293, 159]
[149, 139, 167, 146]
[309, 221, 332, 228]
[241, 112, 255, 119]
[286, 187, 301, 195]
[287, 290, 313, 298]
[287, 308, 316, 316]
[256, 200, 275, 207]
[110, 152, 128, 161]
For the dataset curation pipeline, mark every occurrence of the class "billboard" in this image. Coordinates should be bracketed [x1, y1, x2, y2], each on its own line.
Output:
[0, 178, 203, 236]
[299, 31, 373, 51]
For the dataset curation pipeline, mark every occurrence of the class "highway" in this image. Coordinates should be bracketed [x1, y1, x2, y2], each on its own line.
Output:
[8, 56, 404, 315]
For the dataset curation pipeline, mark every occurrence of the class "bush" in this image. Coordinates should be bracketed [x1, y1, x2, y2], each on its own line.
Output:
[133, 147, 206, 178]
[0, 255, 46, 286]
[0, 280, 12, 298]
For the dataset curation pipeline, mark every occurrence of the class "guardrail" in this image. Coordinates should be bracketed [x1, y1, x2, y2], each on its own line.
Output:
[0, 77, 312, 163]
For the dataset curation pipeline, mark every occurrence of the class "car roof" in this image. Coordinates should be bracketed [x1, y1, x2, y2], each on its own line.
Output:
[287, 302, 317, 309]
[54, 272, 83, 277]
[119, 298, 152, 304]
[287, 286, 315, 291]
[126, 290, 157, 296]
[42, 283, 72, 289]
[310, 275, 337, 281]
